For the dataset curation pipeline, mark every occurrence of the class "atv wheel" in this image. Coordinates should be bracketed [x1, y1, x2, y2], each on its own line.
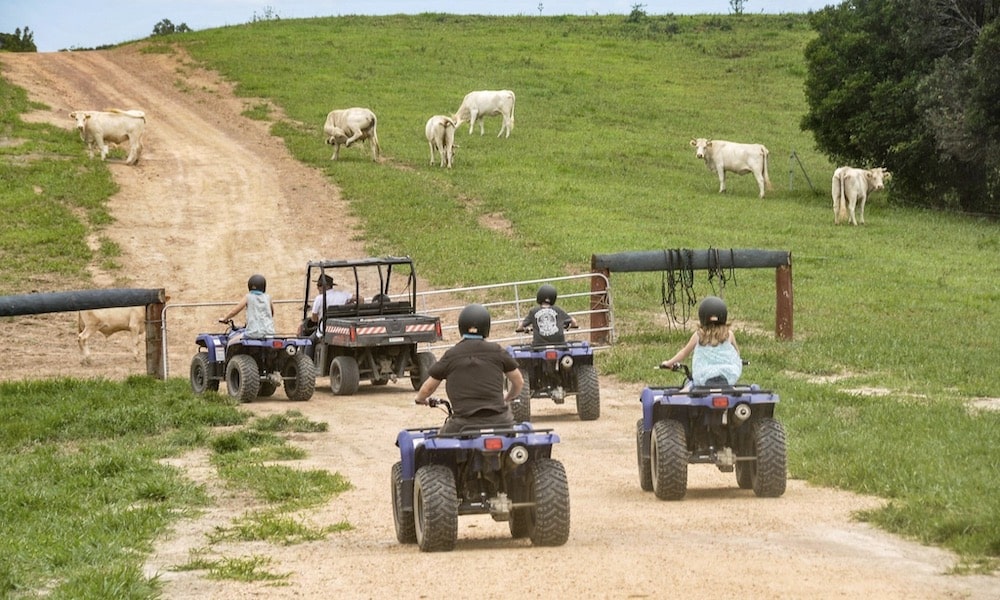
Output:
[636, 418, 653, 491]
[391, 462, 416, 544]
[651, 419, 688, 501]
[189, 353, 219, 394]
[330, 356, 360, 396]
[410, 351, 436, 390]
[257, 381, 277, 397]
[226, 354, 260, 403]
[751, 418, 787, 498]
[574, 363, 601, 421]
[284, 353, 316, 401]
[527, 458, 571, 546]
[511, 368, 531, 422]
[413, 464, 458, 552]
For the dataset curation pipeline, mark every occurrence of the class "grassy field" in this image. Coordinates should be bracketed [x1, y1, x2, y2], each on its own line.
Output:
[1, 12, 998, 594]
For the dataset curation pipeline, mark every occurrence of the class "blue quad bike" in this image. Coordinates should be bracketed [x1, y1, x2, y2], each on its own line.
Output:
[505, 324, 600, 422]
[392, 398, 571, 552]
[189, 319, 317, 402]
[636, 363, 786, 500]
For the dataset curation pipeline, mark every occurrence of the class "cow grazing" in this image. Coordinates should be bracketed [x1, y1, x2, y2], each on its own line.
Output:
[453, 90, 516, 138]
[831, 166, 889, 225]
[690, 138, 773, 199]
[69, 109, 146, 165]
[77, 306, 145, 365]
[425, 115, 457, 168]
[323, 107, 380, 161]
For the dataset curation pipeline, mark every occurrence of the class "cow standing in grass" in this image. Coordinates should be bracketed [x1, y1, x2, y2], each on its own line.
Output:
[832, 166, 889, 225]
[690, 137, 772, 199]
[324, 107, 380, 161]
[425, 115, 456, 168]
[453, 90, 516, 138]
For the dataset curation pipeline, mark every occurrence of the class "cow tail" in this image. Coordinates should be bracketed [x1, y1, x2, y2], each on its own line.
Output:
[370, 113, 381, 159]
[762, 147, 773, 190]
[837, 171, 849, 223]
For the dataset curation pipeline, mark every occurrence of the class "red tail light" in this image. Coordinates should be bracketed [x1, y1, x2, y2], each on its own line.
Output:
[349, 326, 357, 342]
[484, 437, 503, 451]
[712, 396, 729, 408]
[271, 340, 284, 349]
[435, 321, 442, 337]
[544, 350, 559, 361]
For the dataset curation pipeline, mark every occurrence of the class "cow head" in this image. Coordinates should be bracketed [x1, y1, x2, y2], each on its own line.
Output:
[868, 167, 889, 190]
[690, 138, 711, 159]
[69, 111, 91, 132]
[326, 126, 348, 147]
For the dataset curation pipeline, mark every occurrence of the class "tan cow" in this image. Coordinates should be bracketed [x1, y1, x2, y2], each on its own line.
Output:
[77, 306, 145, 364]
[691, 138, 773, 199]
[425, 115, 457, 168]
[453, 90, 516, 138]
[832, 166, 889, 225]
[69, 109, 146, 165]
[323, 107, 380, 161]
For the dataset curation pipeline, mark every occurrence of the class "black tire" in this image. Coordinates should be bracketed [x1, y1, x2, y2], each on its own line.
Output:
[751, 418, 787, 498]
[410, 351, 436, 390]
[391, 462, 416, 544]
[651, 419, 688, 501]
[189, 353, 218, 394]
[284, 353, 316, 401]
[330, 355, 360, 396]
[636, 418, 653, 492]
[528, 458, 571, 546]
[511, 368, 531, 422]
[413, 465, 458, 552]
[257, 381, 277, 397]
[226, 354, 260, 403]
[574, 363, 601, 421]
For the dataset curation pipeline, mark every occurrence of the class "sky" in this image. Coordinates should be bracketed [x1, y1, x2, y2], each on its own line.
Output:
[3, 1, 835, 53]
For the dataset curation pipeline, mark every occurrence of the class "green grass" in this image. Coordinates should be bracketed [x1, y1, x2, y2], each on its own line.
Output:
[1, 11, 999, 588]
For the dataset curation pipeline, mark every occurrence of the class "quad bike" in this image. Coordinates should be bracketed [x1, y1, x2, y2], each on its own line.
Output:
[189, 319, 317, 402]
[505, 323, 600, 422]
[635, 363, 786, 500]
[392, 397, 571, 552]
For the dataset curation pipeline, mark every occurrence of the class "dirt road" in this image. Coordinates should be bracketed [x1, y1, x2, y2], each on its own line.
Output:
[1, 47, 995, 599]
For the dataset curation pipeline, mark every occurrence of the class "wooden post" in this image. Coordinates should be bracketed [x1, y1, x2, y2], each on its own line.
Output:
[590, 266, 611, 345]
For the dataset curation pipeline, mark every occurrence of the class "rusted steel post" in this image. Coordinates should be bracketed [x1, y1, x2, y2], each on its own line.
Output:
[775, 263, 793, 340]
[589, 263, 611, 345]
[145, 302, 167, 379]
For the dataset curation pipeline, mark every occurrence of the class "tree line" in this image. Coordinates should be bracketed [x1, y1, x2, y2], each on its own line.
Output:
[802, 0, 1000, 216]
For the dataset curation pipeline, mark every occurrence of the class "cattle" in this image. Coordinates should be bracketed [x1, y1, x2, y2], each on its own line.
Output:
[77, 306, 145, 365]
[69, 109, 146, 165]
[831, 166, 889, 225]
[690, 138, 773, 199]
[453, 90, 516, 138]
[323, 107, 380, 161]
[425, 115, 457, 168]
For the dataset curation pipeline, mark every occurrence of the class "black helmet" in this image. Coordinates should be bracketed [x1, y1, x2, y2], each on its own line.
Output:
[248, 274, 267, 292]
[536, 284, 558, 305]
[698, 296, 728, 326]
[458, 303, 491, 338]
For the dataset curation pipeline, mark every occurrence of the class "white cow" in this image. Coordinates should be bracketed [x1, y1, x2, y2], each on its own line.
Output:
[831, 166, 889, 225]
[425, 115, 457, 168]
[323, 107, 380, 161]
[69, 109, 146, 165]
[453, 90, 516, 138]
[690, 138, 773, 199]
[77, 306, 145, 365]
